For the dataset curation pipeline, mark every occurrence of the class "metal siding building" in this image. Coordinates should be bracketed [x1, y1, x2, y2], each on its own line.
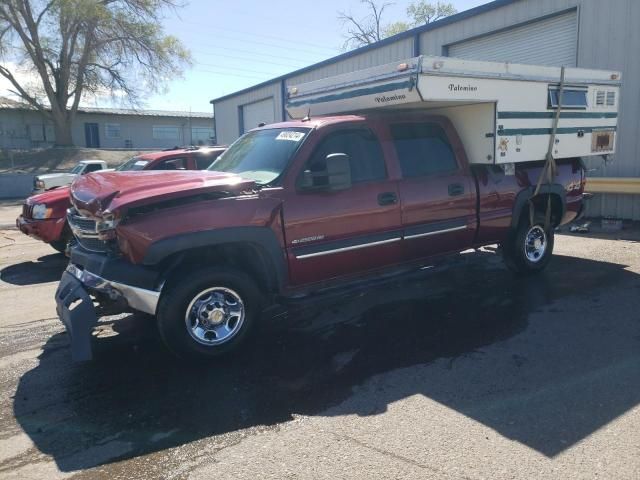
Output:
[0, 99, 215, 150]
[212, 0, 640, 219]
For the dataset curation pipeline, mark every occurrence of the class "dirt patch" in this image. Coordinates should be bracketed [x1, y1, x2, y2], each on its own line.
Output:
[0, 148, 156, 174]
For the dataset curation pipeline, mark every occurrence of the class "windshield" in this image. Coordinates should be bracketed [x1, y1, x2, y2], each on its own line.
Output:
[208, 127, 310, 184]
[70, 164, 85, 174]
[116, 157, 150, 171]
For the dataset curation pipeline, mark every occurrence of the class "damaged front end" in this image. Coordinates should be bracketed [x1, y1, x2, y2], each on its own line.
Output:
[55, 270, 99, 362]
[55, 254, 163, 361]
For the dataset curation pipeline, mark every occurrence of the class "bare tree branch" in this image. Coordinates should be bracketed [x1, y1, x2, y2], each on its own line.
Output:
[339, 0, 457, 49]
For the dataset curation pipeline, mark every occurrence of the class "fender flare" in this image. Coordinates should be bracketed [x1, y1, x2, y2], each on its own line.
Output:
[511, 184, 567, 228]
[143, 226, 287, 290]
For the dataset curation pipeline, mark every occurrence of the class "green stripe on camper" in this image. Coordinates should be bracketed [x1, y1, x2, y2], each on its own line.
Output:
[287, 80, 414, 108]
[498, 126, 617, 136]
[498, 111, 618, 119]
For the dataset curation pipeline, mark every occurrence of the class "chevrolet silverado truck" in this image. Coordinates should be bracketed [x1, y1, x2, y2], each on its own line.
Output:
[55, 113, 585, 361]
[17, 146, 226, 253]
[33, 159, 108, 192]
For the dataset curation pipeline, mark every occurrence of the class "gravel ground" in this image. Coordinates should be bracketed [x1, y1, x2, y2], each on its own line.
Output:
[0, 204, 638, 479]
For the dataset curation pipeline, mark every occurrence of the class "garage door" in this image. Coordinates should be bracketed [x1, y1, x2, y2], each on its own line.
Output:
[241, 97, 275, 134]
[447, 11, 577, 67]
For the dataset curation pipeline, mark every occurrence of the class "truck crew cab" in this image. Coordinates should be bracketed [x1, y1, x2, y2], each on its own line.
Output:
[55, 56, 620, 361]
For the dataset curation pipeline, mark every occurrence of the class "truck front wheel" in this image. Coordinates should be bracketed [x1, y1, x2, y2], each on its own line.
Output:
[157, 267, 262, 359]
[502, 215, 554, 275]
[49, 227, 72, 254]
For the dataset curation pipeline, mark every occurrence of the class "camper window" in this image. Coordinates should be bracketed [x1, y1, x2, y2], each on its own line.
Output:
[548, 88, 588, 109]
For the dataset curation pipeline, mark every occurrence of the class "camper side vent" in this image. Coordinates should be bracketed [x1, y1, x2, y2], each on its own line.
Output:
[596, 90, 605, 106]
[606, 91, 616, 106]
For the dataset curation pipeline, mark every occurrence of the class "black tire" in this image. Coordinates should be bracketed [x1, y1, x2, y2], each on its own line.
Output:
[157, 267, 263, 359]
[49, 227, 72, 255]
[49, 240, 67, 254]
[502, 214, 555, 275]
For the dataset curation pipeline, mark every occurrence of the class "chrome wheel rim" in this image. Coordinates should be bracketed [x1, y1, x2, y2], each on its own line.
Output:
[185, 287, 245, 346]
[524, 225, 547, 263]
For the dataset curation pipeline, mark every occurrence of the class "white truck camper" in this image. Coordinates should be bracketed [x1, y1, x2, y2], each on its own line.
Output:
[285, 56, 621, 169]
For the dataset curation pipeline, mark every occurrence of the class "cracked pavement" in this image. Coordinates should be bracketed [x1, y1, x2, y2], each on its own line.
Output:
[1, 203, 639, 479]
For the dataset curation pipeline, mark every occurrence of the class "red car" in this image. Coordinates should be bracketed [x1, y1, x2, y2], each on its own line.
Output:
[17, 146, 226, 253]
[55, 113, 585, 361]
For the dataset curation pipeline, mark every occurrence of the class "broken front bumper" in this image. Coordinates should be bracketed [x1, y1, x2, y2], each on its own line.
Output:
[56, 271, 99, 361]
[55, 249, 162, 361]
[16, 215, 66, 243]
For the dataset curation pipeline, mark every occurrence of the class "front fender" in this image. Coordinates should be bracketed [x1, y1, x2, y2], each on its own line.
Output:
[143, 226, 287, 290]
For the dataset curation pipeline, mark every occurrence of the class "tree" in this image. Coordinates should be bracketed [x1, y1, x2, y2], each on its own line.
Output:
[383, 20, 411, 38]
[340, 0, 457, 50]
[338, 0, 393, 49]
[0, 0, 191, 146]
[407, 1, 457, 25]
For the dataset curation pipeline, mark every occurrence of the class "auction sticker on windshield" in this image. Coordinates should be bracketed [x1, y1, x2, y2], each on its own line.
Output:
[134, 160, 149, 166]
[276, 131, 305, 142]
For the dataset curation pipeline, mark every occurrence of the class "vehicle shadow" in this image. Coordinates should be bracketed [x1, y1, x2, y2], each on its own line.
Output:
[0, 253, 67, 285]
[13, 250, 640, 471]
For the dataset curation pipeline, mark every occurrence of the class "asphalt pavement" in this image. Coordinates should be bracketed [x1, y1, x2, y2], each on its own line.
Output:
[0, 203, 639, 479]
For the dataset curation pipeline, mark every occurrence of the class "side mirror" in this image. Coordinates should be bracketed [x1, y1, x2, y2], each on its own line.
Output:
[325, 153, 351, 190]
[300, 153, 352, 191]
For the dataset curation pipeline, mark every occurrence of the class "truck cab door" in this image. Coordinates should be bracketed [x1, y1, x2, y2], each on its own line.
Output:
[389, 121, 477, 261]
[281, 125, 403, 287]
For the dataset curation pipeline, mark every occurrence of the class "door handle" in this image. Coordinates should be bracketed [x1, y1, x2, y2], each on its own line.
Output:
[377, 192, 398, 206]
[448, 183, 464, 196]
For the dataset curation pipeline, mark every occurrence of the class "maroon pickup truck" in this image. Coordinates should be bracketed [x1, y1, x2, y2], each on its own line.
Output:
[56, 113, 585, 360]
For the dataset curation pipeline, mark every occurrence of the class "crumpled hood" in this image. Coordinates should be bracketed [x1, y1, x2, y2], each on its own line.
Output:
[70, 170, 256, 216]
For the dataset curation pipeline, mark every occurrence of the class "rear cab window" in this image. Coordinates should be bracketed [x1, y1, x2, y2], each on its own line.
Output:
[84, 163, 103, 173]
[155, 157, 187, 170]
[195, 151, 224, 170]
[390, 123, 458, 178]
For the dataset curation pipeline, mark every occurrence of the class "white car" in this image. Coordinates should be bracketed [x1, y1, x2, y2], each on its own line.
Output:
[33, 160, 109, 192]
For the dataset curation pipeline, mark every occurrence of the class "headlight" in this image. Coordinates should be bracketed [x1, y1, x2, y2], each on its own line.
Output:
[35, 179, 45, 189]
[96, 213, 120, 240]
[95, 213, 119, 232]
[32, 203, 52, 219]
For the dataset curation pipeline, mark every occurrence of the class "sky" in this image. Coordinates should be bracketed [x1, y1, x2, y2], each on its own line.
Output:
[0, 0, 490, 113]
[142, 0, 491, 113]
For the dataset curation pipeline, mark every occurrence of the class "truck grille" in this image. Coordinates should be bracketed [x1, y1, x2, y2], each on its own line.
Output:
[69, 213, 97, 231]
[22, 204, 33, 219]
[67, 210, 109, 253]
[76, 237, 110, 252]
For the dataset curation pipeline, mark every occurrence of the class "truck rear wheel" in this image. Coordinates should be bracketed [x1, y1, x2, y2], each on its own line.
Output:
[157, 267, 262, 359]
[502, 215, 554, 275]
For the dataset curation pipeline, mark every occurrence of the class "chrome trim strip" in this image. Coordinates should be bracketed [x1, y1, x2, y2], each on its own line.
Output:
[404, 225, 467, 240]
[295, 237, 401, 259]
[67, 263, 160, 315]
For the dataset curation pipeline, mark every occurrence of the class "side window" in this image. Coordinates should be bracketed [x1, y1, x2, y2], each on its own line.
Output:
[84, 163, 103, 173]
[156, 157, 187, 170]
[305, 128, 386, 186]
[391, 123, 458, 178]
[194, 152, 223, 170]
